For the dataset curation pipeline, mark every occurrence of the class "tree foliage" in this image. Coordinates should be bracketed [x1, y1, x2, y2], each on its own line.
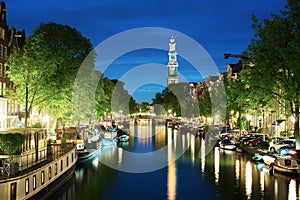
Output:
[245, 0, 300, 146]
[6, 22, 93, 127]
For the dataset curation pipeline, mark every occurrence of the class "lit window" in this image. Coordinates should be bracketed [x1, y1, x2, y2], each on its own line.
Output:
[41, 170, 45, 185]
[33, 175, 36, 190]
[25, 178, 29, 195]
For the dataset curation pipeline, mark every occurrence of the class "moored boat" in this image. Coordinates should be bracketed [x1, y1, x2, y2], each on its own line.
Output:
[261, 154, 277, 165]
[219, 139, 236, 150]
[269, 157, 300, 176]
[251, 153, 264, 163]
[113, 129, 130, 143]
[0, 128, 77, 200]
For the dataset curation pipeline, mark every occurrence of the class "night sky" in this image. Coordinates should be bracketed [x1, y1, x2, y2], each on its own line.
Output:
[6, 0, 287, 103]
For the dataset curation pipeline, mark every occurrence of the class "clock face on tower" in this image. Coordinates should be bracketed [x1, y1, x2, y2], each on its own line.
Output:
[169, 66, 175, 75]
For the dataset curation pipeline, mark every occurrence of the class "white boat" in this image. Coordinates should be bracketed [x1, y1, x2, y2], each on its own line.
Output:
[219, 139, 236, 150]
[261, 154, 276, 165]
[269, 157, 300, 176]
[0, 128, 77, 200]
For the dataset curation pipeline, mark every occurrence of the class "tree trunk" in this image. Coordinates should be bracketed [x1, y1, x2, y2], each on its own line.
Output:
[25, 86, 29, 127]
[294, 105, 300, 150]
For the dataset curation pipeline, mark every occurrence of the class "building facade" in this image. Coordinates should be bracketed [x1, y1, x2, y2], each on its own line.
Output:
[0, 2, 25, 128]
[167, 36, 179, 85]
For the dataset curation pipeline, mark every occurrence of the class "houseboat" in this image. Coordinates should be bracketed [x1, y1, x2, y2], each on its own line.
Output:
[0, 128, 77, 200]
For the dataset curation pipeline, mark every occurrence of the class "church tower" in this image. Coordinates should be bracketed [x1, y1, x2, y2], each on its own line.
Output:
[167, 36, 179, 85]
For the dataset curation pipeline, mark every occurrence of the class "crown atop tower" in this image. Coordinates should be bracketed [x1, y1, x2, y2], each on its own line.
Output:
[170, 35, 175, 43]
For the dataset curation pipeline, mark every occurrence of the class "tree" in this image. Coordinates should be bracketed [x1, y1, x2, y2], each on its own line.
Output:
[7, 22, 93, 127]
[246, 0, 300, 148]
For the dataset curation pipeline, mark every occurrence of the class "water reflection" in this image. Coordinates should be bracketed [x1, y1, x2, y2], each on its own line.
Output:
[200, 138, 205, 173]
[214, 147, 220, 185]
[245, 161, 252, 199]
[50, 121, 300, 200]
[167, 127, 176, 200]
[288, 179, 297, 200]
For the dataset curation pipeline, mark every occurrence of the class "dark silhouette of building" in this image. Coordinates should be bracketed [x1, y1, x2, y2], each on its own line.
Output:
[0, 1, 25, 128]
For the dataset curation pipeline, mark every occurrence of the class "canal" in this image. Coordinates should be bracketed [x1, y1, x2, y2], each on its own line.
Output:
[50, 122, 300, 200]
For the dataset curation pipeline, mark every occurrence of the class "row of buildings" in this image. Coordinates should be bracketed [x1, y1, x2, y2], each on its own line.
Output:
[0, 2, 26, 129]
[167, 35, 292, 136]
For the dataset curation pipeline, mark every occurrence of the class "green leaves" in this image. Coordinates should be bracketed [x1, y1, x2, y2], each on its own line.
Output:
[0, 133, 25, 155]
[6, 22, 93, 126]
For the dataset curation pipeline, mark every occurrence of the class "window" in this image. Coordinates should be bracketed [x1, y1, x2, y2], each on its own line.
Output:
[48, 166, 51, 179]
[25, 178, 29, 195]
[33, 175, 36, 190]
[67, 156, 69, 167]
[72, 153, 74, 162]
[0, 45, 2, 58]
[61, 160, 63, 172]
[0, 28, 4, 39]
[0, 63, 2, 76]
[41, 170, 45, 185]
[10, 182, 17, 200]
[3, 47, 7, 60]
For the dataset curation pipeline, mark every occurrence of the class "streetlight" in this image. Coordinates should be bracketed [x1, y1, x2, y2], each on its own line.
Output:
[257, 116, 262, 128]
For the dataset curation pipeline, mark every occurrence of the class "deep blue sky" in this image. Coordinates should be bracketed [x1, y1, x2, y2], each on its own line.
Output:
[6, 0, 287, 103]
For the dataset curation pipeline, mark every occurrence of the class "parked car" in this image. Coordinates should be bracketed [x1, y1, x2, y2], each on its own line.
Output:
[256, 140, 269, 149]
[246, 137, 264, 147]
[269, 139, 295, 153]
[277, 145, 300, 156]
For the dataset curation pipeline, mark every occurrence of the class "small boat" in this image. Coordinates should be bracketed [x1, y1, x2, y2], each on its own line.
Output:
[269, 157, 300, 176]
[219, 139, 236, 150]
[251, 153, 264, 163]
[113, 129, 130, 143]
[77, 142, 101, 160]
[114, 134, 129, 142]
[261, 154, 276, 165]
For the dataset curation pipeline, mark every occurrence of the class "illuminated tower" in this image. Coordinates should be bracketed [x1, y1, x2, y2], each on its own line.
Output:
[167, 36, 179, 85]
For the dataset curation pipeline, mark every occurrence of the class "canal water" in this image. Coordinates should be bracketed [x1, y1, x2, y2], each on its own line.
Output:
[50, 123, 300, 200]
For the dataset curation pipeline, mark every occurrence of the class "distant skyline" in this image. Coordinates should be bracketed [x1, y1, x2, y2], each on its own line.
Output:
[6, 0, 287, 102]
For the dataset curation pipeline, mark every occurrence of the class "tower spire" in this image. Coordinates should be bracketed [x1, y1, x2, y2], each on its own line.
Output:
[167, 36, 179, 85]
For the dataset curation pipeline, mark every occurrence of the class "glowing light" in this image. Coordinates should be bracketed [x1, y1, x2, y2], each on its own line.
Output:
[260, 171, 264, 193]
[245, 161, 252, 199]
[288, 179, 297, 200]
[190, 134, 195, 164]
[200, 138, 205, 172]
[92, 157, 99, 168]
[235, 159, 240, 181]
[214, 147, 220, 184]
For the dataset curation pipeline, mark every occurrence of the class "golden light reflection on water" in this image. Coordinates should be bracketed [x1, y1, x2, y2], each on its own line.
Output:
[214, 147, 220, 184]
[200, 138, 205, 172]
[167, 128, 176, 200]
[245, 161, 252, 199]
[235, 159, 240, 182]
[288, 179, 297, 200]
[260, 170, 264, 194]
